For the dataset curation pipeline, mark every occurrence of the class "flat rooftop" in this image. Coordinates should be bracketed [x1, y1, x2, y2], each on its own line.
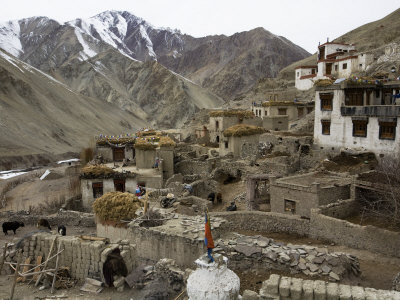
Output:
[276, 171, 351, 188]
[105, 163, 161, 177]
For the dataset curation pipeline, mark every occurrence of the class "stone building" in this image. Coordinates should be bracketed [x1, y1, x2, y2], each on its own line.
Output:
[251, 100, 313, 130]
[80, 165, 162, 210]
[208, 110, 262, 144]
[270, 172, 351, 218]
[220, 124, 265, 158]
[95, 135, 136, 162]
[314, 80, 400, 156]
[295, 42, 374, 91]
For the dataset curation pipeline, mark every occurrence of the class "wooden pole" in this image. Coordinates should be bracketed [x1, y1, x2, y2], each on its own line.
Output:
[35, 236, 57, 287]
[9, 250, 22, 300]
[51, 242, 62, 294]
[0, 242, 8, 274]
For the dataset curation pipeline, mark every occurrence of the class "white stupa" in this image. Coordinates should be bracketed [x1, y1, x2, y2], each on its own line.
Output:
[187, 253, 240, 300]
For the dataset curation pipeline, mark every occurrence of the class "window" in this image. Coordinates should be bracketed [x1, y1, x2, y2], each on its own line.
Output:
[92, 182, 103, 198]
[379, 122, 396, 140]
[342, 63, 347, 70]
[359, 64, 363, 68]
[376, 90, 380, 98]
[297, 72, 300, 78]
[284, 200, 296, 213]
[345, 90, 363, 106]
[352, 120, 368, 137]
[114, 179, 125, 192]
[335, 65, 338, 71]
[216, 136, 220, 143]
[320, 93, 333, 110]
[321, 120, 331, 135]
[216, 120, 219, 130]
[278, 108, 287, 115]
[255, 109, 258, 116]
[307, 107, 313, 114]
[224, 141, 229, 149]
[312, 68, 315, 74]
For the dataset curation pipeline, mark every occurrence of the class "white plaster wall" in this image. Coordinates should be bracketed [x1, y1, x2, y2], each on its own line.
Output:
[296, 78, 314, 90]
[317, 61, 325, 77]
[81, 179, 115, 210]
[314, 89, 400, 156]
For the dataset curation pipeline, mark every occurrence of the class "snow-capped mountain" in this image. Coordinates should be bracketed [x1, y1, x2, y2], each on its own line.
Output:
[0, 11, 184, 64]
[0, 10, 310, 99]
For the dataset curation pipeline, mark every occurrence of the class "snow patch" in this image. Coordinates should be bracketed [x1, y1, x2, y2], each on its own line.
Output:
[0, 20, 23, 57]
[57, 158, 80, 164]
[74, 28, 97, 59]
[0, 50, 24, 72]
[139, 25, 156, 59]
[0, 171, 27, 180]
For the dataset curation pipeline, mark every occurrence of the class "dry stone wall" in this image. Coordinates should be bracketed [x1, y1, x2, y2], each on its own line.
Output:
[215, 234, 360, 282]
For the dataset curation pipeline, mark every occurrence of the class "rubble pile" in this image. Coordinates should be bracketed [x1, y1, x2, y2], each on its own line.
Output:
[215, 234, 360, 281]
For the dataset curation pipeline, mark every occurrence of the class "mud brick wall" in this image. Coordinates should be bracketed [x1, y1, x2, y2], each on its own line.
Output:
[251, 274, 400, 300]
[211, 211, 310, 236]
[310, 207, 400, 258]
[318, 199, 359, 219]
[14, 233, 137, 281]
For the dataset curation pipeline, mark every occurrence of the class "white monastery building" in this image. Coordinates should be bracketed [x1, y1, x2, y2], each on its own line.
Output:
[295, 42, 374, 91]
[314, 80, 400, 156]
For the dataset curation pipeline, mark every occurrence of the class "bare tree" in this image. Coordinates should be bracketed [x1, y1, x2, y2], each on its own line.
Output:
[358, 156, 400, 228]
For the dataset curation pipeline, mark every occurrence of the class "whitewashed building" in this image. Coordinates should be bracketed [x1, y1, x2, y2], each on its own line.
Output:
[295, 42, 374, 91]
[314, 80, 400, 156]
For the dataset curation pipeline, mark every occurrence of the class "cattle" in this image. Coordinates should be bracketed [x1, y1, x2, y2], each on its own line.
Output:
[207, 192, 215, 203]
[216, 193, 222, 204]
[103, 248, 128, 287]
[2, 221, 24, 235]
[37, 219, 51, 230]
[58, 225, 66, 236]
[226, 202, 237, 211]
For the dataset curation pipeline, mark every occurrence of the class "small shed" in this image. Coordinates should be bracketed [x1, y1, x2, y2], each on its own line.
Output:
[221, 124, 266, 158]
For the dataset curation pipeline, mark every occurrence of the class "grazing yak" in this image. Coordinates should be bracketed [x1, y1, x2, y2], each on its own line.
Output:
[2, 221, 24, 235]
[103, 248, 128, 287]
[58, 225, 66, 236]
[37, 219, 51, 230]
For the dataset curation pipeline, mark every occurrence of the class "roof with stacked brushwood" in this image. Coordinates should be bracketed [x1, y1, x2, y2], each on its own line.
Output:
[224, 124, 266, 137]
[209, 110, 254, 118]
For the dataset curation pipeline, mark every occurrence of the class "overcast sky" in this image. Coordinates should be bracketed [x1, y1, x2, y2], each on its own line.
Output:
[0, 0, 399, 53]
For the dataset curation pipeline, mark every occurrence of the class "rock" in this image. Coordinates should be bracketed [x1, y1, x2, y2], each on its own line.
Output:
[329, 272, 340, 281]
[312, 256, 325, 264]
[257, 241, 269, 248]
[307, 263, 319, 272]
[279, 253, 291, 262]
[298, 263, 307, 270]
[321, 265, 332, 274]
[242, 289, 259, 300]
[113, 276, 125, 288]
[234, 245, 261, 257]
[117, 285, 124, 292]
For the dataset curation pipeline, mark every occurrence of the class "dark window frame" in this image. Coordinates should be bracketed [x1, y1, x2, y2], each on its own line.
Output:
[321, 120, 331, 135]
[352, 120, 368, 137]
[379, 122, 396, 140]
[343, 63, 348, 70]
[284, 199, 296, 214]
[320, 93, 333, 111]
[92, 182, 104, 198]
[278, 108, 287, 115]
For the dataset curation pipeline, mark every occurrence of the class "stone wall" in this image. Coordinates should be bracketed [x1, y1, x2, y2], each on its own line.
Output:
[247, 274, 400, 300]
[3, 233, 136, 281]
[211, 211, 310, 236]
[310, 205, 400, 257]
[318, 199, 359, 219]
[175, 159, 214, 176]
[136, 148, 156, 169]
[0, 210, 95, 227]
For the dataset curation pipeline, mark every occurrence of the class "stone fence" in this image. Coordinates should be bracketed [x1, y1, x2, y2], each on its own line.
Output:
[0, 210, 95, 227]
[244, 274, 400, 300]
[310, 205, 400, 258]
[211, 211, 310, 236]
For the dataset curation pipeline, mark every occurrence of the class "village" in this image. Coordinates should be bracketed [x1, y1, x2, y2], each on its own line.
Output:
[1, 40, 400, 300]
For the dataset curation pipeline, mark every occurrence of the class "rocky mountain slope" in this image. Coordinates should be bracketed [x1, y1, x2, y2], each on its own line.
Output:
[0, 11, 310, 100]
[0, 49, 146, 158]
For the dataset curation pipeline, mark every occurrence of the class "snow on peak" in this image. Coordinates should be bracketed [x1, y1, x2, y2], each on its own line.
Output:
[139, 24, 156, 59]
[0, 20, 23, 57]
[74, 28, 97, 59]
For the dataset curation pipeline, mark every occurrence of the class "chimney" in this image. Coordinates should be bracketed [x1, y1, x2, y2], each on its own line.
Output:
[327, 37, 329, 43]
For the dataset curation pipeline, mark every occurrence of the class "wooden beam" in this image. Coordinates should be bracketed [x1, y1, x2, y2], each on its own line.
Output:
[35, 236, 57, 287]
[33, 256, 42, 281]
[17, 257, 31, 283]
[0, 242, 8, 274]
[51, 242, 62, 294]
[9, 250, 21, 300]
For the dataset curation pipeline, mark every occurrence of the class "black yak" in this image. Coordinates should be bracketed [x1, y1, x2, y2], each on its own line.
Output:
[37, 219, 51, 230]
[103, 248, 128, 287]
[2, 221, 24, 235]
[58, 225, 66, 236]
